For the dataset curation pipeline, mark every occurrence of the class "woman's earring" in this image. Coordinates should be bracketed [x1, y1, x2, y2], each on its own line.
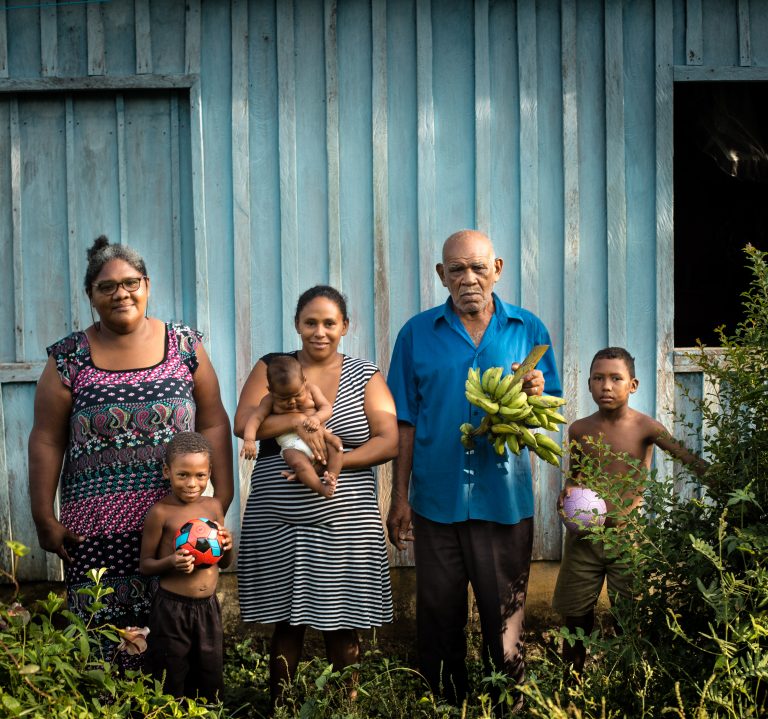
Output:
[145, 300, 149, 319]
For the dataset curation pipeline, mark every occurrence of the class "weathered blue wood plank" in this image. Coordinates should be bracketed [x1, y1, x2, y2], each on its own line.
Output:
[295, 0, 330, 300]
[0, 363, 44, 383]
[277, 0, 299, 349]
[122, 95, 178, 322]
[674, 65, 768, 80]
[0, 99, 12, 362]
[57, 2, 87, 77]
[605, 0, 627, 348]
[0, 385, 10, 571]
[739, 0, 752, 66]
[488, 0, 519, 304]
[115, 94, 128, 244]
[149, 0, 186, 75]
[0, 2, 7, 79]
[686, 0, 703, 65]
[232, 0, 250, 391]
[40, 4, 57, 77]
[700, 0, 739, 66]
[6, 6, 39, 78]
[71, 95, 121, 246]
[474, 0, 490, 235]
[624, 0, 656, 418]
[416, 0, 437, 311]
[536, 0, 564, 351]
[134, 0, 152, 75]
[532, 0, 564, 562]
[189, 76, 210, 342]
[11, 97, 23, 359]
[3, 383, 61, 580]
[517, 0, 538, 315]
[673, 371, 704, 500]
[185, 0, 201, 75]
[656, 0, 675, 477]
[750, 0, 768, 66]
[247, 1, 281, 363]
[65, 97, 80, 333]
[87, 2, 105, 76]
[0, 75, 196, 92]
[385, 0, 418, 341]
[372, 0, 397, 564]
[561, 0, 582, 420]
[372, 0, 390, 371]
[338, 0, 374, 360]
[230, 0, 249, 539]
[432, 0, 474, 240]
[170, 95, 183, 322]
[325, 0, 342, 291]
[102, 0, 136, 76]
[575, 0, 607, 398]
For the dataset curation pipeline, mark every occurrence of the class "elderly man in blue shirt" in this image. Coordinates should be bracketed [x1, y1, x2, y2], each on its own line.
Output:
[386, 229, 561, 708]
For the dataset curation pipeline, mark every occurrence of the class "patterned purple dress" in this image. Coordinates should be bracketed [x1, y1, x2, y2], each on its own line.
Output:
[47, 323, 200, 638]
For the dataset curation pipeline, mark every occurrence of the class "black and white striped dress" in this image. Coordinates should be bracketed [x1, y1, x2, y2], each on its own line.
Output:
[237, 354, 394, 630]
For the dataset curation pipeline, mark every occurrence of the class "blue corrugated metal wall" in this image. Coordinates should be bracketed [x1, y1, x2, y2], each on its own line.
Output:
[1, 0, 766, 578]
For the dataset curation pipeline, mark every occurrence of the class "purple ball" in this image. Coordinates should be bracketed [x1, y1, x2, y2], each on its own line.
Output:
[561, 487, 607, 535]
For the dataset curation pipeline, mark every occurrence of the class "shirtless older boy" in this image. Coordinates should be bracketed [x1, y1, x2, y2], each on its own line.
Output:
[140, 431, 233, 700]
[553, 347, 706, 673]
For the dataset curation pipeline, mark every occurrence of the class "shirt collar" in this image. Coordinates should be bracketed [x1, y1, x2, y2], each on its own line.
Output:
[435, 293, 524, 326]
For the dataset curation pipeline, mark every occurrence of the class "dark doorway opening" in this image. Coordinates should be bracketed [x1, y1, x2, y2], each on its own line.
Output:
[674, 81, 768, 347]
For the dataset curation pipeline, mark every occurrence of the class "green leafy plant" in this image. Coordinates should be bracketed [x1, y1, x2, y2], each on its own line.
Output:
[0, 542, 224, 718]
[521, 246, 768, 718]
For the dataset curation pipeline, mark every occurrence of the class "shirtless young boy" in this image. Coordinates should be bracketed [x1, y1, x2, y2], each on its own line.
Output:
[240, 354, 343, 498]
[553, 347, 706, 673]
[139, 431, 233, 700]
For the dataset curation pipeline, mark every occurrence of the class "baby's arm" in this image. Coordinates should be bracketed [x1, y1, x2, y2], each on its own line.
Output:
[139, 506, 195, 576]
[240, 394, 275, 459]
[303, 383, 333, 431]
[651, 419, 708, 477]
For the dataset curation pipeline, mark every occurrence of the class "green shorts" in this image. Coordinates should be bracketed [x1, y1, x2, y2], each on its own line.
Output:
[552, 531, 632, 617]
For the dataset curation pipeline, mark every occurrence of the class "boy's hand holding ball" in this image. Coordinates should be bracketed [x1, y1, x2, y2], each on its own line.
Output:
[216, 524, 233, 553]
[174, 548, 196, 574]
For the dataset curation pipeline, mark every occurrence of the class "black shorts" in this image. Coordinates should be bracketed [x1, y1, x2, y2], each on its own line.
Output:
[145, 587, 223, 701]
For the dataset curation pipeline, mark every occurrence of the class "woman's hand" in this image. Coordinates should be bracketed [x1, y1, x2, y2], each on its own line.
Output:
[35, 518, 84, 564]
[295, 422, 329, 465]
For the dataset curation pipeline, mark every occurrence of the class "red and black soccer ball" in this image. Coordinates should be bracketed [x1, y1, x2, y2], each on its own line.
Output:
[174, 517, 223, 566]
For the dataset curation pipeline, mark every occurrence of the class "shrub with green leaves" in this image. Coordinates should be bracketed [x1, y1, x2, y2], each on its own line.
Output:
[0, 542, 224, 719]
[522, 246, 768, 718]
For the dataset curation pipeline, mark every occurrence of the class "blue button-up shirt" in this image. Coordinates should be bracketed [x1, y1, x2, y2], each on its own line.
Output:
[387, 293, 562, 525]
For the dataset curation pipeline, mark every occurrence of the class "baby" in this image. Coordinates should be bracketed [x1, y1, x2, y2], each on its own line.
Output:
[240, 354, 343, 498]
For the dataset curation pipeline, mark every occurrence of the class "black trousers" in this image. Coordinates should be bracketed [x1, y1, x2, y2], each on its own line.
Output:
[413, 514, 533, 705]
[145, 587, 223, 701]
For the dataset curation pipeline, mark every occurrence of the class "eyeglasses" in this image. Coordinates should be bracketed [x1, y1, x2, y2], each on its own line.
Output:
[92, 277, 147, 295]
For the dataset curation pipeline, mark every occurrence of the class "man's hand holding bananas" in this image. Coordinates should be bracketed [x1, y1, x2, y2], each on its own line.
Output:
[460, 366, 566, 466]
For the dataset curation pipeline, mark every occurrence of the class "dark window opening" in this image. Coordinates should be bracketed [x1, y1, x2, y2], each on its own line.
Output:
[674, 81, 768, 347]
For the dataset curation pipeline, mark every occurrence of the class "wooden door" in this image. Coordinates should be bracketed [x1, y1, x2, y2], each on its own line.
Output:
[0, 89, 194, 580]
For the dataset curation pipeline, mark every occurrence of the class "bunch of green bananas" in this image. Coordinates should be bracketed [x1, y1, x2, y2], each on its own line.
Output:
[459, 366, 567, 466]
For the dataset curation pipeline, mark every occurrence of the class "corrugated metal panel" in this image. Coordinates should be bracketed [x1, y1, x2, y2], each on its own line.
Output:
[1, 0, 767, 577]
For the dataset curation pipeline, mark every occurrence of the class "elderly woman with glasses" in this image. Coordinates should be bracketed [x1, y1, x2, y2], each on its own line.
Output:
[27, 235, 233, 669]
